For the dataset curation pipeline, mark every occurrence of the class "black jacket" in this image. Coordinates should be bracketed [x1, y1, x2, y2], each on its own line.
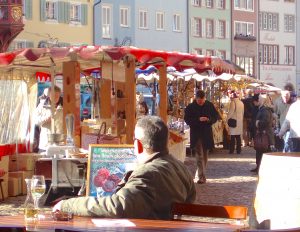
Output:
[184, 100, 218, 149]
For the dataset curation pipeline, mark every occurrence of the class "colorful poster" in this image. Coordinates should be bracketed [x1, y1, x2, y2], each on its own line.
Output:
[87, 144, 136, 197]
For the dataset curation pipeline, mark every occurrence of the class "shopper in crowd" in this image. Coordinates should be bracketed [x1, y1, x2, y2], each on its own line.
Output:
[184, 90, 219, 184]
[251, 94, 275, 173]
[249, 94, 260, 146]
[241, 89, 254, 147]
[227, 90, 244, 154]
[53, 115, 196, 219]
[278, 94, 300, 152]
[136, 92, 149, 119]
[273, 89, 293, 151]
[34, 85, 63, 151]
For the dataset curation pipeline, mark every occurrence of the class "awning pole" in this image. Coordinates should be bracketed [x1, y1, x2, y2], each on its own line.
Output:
[50, 61, 56, 134]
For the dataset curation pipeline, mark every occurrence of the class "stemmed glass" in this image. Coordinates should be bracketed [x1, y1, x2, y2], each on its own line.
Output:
[31, 175, 46, 213]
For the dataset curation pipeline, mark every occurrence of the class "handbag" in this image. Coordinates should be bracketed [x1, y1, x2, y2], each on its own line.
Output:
[227, 101, 237, 128]
[228, 118, 237, 128]
[81, 122, 120, 150]
[254, 131, 269, 152]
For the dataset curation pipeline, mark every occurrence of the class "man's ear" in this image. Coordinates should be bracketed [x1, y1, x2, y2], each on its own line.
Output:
[137, 140, 143, 154]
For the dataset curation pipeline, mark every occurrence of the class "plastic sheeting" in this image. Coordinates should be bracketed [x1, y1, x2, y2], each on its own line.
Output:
[0, 78, 30, 145]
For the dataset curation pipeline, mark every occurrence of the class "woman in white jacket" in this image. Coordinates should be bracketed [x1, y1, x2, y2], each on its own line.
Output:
[227, 91, 244, 154]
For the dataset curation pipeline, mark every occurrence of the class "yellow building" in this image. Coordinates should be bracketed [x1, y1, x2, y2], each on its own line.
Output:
[10, 0, 93, 50]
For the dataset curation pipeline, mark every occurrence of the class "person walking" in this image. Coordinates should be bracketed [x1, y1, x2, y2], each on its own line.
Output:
[184, 90, 219, 184]
[278, 94, 300, 152]
[227, 91, 244, 154]
[251, 94, 275, 173]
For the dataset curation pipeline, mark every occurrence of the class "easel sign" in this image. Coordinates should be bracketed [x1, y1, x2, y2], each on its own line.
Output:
[87, 144, 136, 197]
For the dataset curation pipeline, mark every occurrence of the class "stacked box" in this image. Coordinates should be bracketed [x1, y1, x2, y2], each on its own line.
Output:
[9, 170, 34, 195]
[8, 177, 22, 196]
[0, 155, 9, 199]
[9, 153, 41, 172]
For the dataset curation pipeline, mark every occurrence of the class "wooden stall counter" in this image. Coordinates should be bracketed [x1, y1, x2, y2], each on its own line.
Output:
[0, 214, 245, 232]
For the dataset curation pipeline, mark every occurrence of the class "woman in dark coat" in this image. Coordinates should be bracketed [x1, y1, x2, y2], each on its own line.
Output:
[184, 90, 219, 184]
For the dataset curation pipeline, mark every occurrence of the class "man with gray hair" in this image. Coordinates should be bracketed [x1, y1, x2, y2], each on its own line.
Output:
[53, 116, 196, 219]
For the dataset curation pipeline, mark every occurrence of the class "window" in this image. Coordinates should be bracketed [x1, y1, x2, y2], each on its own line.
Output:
[192, 0, 201, 6]
[284, 15, 295, 32]
[191, 17, 202, 37]
[235, 56, 254, 76]
[235, 21, 254, 36]
[120, 7, 129, 27]
[8, 40, 34, 51]
[156, 12, 164, 30]
[218, 20, 225, 38]
[217, 50, 226, 59]
[206, 19, 214, 38]
[45, 0, 57, 20]
[259, 44, 279, 65]
[70, 3, 81, 22]
[285, 46, 294, 65]
[206, 0, 213, 8]
[217, 0, 225, 9]
[234, 0, 254, 11]
[139, 10, 148, 29]
[259, 12, 279, 31]
[193, 48, 202, 55]
[173, 14, 181, 32]
[206, 49, 214, 56]
[23, 0, 32, 20]
[102, 5, 112, 38]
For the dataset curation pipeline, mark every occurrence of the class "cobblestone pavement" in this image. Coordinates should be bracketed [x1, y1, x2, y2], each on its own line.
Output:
[1, 146, 259, 224]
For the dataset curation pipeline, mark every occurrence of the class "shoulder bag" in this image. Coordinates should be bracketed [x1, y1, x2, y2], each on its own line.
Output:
[227, 101, 237, 128]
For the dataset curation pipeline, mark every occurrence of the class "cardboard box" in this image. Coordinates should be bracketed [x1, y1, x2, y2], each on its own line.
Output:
[9, 153, 41, 172]
[9, 170, 34, 195]
[0, 155, 9, 199]
[8, 177, 21, 196]
[0, 180, 8, 199]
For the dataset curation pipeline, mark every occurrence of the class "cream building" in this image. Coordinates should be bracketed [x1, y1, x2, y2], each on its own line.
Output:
[9, 0, 93, 50]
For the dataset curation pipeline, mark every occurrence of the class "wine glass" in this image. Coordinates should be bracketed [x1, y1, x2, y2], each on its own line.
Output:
[31, 175, 46, 211]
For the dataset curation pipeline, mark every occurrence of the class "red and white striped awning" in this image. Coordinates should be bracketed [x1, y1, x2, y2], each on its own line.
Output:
[0, 46, 236, 77]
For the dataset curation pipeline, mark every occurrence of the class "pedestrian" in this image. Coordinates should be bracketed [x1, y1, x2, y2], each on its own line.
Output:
[241, 89, 254, 147]
[184, 90, 219, 184]
[251, 94, 275, 173]
[227, 91, 244, 154]
[53, 115, 196, 219]
[278, 94, 300, 152]
[34, 85, 63, 152]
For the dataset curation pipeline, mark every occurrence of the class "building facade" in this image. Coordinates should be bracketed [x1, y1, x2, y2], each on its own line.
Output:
[231, 0, 258, 77]
[94, 0, 188, 52]
[10, 0, 93, 50]
[189, 0, 231, 60]
[259, 0, 296, 90]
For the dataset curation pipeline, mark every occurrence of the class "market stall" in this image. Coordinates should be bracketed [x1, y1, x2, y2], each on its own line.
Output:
[0, 46, 236, 199]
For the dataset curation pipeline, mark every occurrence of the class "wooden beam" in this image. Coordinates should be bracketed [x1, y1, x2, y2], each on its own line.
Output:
[99, 79, 111, 119]
[124, 56, 136, 144]
[62, 61, 81, 147]
[158, 64, 167, 123]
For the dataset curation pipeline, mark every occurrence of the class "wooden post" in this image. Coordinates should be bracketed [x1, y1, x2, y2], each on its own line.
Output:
[99, 79, 111, 119]
[158, 64, 167, 123]
[62, 61, 81, 147]
[124, 55, 136, 144]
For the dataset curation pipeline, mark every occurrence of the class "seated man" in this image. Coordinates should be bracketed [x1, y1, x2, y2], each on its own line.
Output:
[53, 115, 196, 219]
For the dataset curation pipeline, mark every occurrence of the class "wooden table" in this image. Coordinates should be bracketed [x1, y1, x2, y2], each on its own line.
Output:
[0, 215, 245, 231]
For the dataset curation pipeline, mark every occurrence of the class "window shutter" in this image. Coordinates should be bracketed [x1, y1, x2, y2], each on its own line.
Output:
[216, 20, 219, 38]
[202, 19, 206, 37]
[226, 21, 230, 39]
[26, 41, 34, 48]
[25, 0, 33, 20]
[81, 4, 88, 25]
[58, 1, 65, 23]
[40, 0, 46, 21]
[191, 18, 195, 36]
[64, 2, 70, 23]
